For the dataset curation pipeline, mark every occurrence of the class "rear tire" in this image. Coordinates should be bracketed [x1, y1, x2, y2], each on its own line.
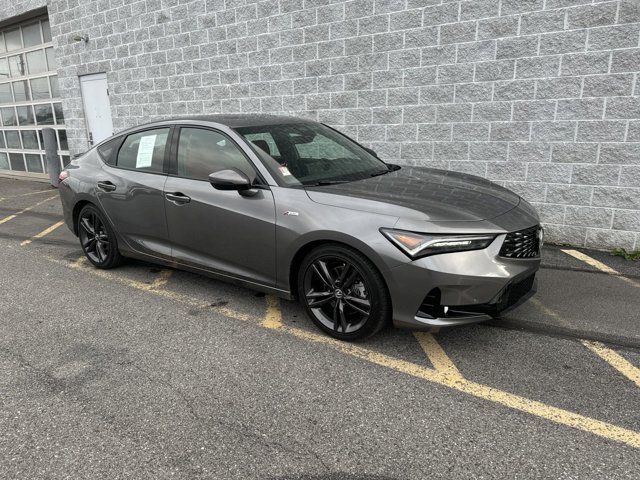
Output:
[297, 244, 391, 340]
[77, 204, 123, 269]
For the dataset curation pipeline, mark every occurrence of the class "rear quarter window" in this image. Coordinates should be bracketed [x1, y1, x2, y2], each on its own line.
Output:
[97, 137, 121, 166]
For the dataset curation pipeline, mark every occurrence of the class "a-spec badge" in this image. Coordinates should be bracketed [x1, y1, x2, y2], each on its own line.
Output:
[283, 211, 299, 216]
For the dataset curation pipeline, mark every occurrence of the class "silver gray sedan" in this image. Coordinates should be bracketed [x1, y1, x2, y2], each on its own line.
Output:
[58, 115, 541, 340]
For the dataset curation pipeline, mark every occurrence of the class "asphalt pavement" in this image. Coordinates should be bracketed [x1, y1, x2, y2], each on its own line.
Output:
[1, 176, 639, 479]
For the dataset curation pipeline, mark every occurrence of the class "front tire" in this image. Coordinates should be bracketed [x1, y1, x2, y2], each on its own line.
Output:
[297, 244, 391, 340]
[77, 204, 123, 269]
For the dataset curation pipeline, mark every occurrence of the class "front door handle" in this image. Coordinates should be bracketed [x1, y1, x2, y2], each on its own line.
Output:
[97, 181, 116, 192]
[165, 192, 191, 204]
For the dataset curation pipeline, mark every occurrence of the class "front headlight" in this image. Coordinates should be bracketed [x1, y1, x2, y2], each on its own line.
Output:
[380, 228, 496, 259]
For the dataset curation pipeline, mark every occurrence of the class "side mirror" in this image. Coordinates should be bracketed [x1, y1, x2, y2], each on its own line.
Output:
[208, 169, 256, 195]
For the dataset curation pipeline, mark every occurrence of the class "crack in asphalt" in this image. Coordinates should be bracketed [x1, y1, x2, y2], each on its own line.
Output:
[126, 358, 332, 474]
[1, 344, 332, 474]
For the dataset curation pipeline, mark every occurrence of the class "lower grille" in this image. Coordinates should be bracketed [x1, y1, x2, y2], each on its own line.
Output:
[496, 274, 536, 312]
[499, 226, 541, 259]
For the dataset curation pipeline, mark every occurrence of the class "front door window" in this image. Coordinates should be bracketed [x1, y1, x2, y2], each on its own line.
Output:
[176, 127, 256, 181]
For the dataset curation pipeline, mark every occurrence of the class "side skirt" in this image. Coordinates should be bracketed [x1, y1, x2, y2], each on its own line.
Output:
[118, 245, 293, 301]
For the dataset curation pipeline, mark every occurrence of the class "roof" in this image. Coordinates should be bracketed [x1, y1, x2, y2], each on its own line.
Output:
[136, 114, 311, 129]
[186, 114, 311, 127]
[96, 114, 313, 148]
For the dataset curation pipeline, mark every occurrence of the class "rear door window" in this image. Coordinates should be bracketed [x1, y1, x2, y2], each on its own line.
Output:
[116, 128, 169, 173]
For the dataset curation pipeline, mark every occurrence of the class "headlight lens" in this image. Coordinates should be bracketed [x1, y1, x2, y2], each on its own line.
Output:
[380, 228, 496, 259]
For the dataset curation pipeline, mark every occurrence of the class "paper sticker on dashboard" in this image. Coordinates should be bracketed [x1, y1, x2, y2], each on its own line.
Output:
[136, 135, 157, 168]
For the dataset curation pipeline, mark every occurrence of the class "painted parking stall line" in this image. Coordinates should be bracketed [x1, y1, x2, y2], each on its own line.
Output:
[562, 249, 640, 288]
[0, 189, 55, 202]
[263, 294, 283, 329]
[20, 220, 65, 246]
[582, 340, 640, 389]
[532, 298, 640, 389]
[36, 248, 640, 450]
[0, 195, 59, 225]
[148, 269, 173, 290]
[263, 296, 640, 449]
[414, 331, 462, 380]
[58, 254, 257, 323]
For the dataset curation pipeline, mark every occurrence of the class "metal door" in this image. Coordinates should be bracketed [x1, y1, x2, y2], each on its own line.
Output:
[80, 73, 114, 147]
[163, 126, 277, 286]
[164, 176, 277, 286]
[95, 127, 172, 259]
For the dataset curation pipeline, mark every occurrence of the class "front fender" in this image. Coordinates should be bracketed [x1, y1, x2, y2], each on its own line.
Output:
[272, 187, 406, 293]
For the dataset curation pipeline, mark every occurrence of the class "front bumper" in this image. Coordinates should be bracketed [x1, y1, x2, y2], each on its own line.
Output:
[385, 233, 540, 329]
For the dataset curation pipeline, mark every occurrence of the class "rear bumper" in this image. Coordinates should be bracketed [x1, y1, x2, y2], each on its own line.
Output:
[385, 234, 540, 330]
[58, 180, 75, 234]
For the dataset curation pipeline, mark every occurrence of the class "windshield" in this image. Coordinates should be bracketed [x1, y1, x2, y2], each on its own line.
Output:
[234, 122, 389, 186]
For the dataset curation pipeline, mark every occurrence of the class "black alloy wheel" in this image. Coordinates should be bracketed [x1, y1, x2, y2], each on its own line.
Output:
[299, 245, 390, 340]
[78, 205, 123, 269]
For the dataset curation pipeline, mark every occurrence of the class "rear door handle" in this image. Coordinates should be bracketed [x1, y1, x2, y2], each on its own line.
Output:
[165, 192, 191, 204]
[97, 181, 116, 192]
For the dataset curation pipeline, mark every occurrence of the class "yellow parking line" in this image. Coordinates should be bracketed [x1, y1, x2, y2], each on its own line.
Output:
[451, 377, 640, 448]
[582, 341, 640, 388]
[68, 257, 173, 291]
[0, 189, 54, 202]
[40, 256, 640, 449]
[148, 269, 173, 290]
[263, 294, 283, 328]
[0, 195, 58, 225]
[562, 249, 640, 288]
[262, 297, 640, 448]
[60, 255, 256, 322]
[261, 300, 640, 449]
[414, 332, 462, 380]
[531, 298, 568, 326]
[20, 220, 65, 246]
[70, 256, 87, 268]
[531, 298, 640, 388]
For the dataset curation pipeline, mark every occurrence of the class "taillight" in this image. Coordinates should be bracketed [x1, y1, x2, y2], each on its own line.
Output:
[59, 170, 69, 182]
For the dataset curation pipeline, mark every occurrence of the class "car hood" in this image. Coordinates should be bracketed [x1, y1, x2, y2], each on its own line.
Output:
[304, 166, 521, 222]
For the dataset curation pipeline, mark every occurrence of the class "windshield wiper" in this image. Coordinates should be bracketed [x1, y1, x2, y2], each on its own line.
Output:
[304, 180, 352, 186]
[370, 169, 391, 177]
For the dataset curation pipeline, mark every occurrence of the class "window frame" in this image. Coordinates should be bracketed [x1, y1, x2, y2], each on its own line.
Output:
[100, 126, 173, 176]
[96, 134, 123, 166]
[169, 125, 267, 186]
